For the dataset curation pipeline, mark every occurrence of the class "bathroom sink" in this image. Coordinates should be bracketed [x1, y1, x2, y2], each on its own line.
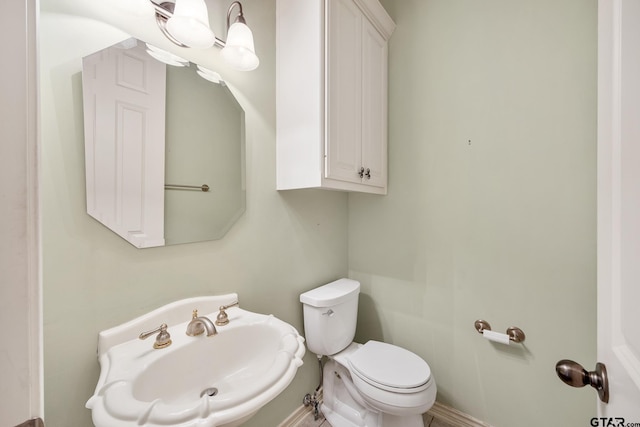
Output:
[86, 294, 306, 427]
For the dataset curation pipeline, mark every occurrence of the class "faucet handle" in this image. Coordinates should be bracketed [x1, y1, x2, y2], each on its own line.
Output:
[139, 323, 172, 349]
[216, 301, 239, 326]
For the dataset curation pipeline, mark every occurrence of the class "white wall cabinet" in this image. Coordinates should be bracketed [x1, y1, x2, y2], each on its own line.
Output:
[276, 0, 395, 194]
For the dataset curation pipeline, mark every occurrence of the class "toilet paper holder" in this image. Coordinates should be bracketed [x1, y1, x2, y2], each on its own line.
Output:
[474, 320, 525, 343]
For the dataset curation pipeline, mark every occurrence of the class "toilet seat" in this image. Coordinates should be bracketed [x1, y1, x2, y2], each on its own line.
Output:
[347, 341, 431, 393]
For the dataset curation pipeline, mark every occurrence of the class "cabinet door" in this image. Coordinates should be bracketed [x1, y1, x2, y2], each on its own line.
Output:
[361, 17, 388, 189]
[325, 0, 363, 184]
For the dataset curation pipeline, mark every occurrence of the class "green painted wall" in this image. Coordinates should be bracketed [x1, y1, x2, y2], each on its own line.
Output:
[164, 65, 246, 244]
[349, 0, 597, 426]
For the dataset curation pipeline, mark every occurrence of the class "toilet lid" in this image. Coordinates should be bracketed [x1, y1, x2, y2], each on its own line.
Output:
[347, 341, 431, 389]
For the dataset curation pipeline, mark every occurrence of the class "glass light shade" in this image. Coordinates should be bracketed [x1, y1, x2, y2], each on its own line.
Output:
[221, 22, 259, 71]
[166, 0, 215, 49]
[197, 65, 225, 85]
[146, 44, 189, 67]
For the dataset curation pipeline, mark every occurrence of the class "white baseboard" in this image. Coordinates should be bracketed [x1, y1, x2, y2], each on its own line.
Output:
[278, 404, 314, 427]
[280, 398, 491, 427]
[427, 401, 492, 427]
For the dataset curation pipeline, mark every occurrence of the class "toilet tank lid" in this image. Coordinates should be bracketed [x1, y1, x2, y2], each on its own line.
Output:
[300, 278, 360, 307]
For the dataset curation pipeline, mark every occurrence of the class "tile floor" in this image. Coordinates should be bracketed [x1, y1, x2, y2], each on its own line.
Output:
[296, 411, 456, 427]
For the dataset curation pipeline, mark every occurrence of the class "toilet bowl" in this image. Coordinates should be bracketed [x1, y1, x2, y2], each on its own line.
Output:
[300, 279, 437, 427]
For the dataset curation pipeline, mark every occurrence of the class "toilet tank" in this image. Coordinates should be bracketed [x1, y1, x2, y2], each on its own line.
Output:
[299, 278, 360, 356]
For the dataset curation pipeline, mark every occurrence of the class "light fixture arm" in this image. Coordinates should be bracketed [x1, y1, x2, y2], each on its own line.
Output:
[226, 1, 246, 29]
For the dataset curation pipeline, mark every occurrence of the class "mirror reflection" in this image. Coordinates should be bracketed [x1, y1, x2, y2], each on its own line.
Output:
[82, 38, 246, 248]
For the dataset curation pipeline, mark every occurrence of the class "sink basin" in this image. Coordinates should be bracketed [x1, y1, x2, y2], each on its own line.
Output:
[86, 294, 306, 427]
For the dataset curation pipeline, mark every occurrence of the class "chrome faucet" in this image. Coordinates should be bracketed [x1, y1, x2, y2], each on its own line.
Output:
[186, 310, 217, 337]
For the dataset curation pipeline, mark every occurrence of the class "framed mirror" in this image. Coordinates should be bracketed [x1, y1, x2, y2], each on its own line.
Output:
[82, 38, 245, 248]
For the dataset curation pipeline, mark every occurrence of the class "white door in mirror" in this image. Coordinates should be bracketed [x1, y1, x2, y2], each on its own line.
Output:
[82, 42, 166, 248]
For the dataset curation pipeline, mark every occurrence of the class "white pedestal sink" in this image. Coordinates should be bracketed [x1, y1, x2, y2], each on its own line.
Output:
[86, 294, 306, 427]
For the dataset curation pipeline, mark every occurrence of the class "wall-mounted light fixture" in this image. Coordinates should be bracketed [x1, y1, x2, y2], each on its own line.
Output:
[149, 0, 259, 71]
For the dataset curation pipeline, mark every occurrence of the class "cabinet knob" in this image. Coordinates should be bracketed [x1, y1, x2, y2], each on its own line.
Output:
[358, 167, 371, 179]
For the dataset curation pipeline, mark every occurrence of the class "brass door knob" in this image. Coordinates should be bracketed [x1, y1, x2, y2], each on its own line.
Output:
[555, 359, 609, 403]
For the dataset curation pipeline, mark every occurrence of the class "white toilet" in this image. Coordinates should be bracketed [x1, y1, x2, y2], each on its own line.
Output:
[300, 279, 436, 427]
